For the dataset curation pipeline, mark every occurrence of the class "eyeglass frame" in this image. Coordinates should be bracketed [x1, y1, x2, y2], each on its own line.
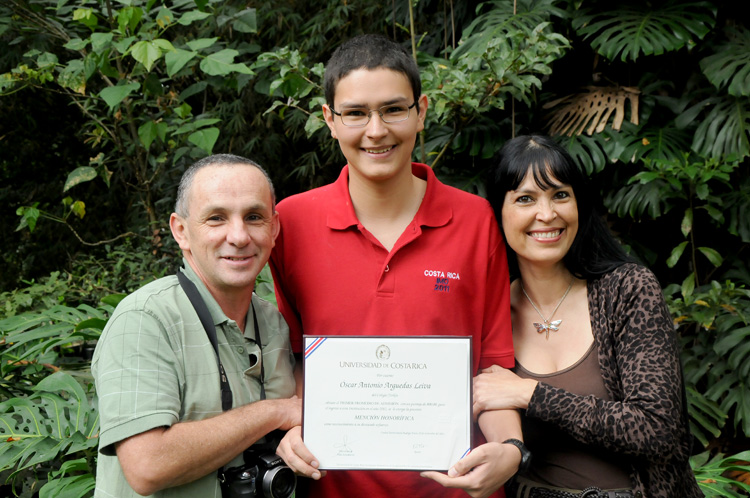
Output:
[329, 102, 418, 127]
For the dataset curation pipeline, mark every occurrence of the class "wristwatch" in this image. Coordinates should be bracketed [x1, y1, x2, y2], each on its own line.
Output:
[503, 438, 532, 474]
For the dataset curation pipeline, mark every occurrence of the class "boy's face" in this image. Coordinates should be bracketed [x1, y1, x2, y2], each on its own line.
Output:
[323, 68, 428, 186]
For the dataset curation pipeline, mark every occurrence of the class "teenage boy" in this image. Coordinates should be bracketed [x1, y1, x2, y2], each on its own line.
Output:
[270, 34, 522, 498]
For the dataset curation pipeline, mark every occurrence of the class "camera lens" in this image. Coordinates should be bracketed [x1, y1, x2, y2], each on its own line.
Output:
[261, 466, 296, 498]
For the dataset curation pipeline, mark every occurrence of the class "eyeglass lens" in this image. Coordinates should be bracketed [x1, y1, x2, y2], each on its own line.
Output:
[340, 104, 412, 126]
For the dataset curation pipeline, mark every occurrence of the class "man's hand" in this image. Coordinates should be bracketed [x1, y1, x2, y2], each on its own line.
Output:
[274, 396, 303, 430]
[420, 441, 521, 498]
[276, 426, 327, 480]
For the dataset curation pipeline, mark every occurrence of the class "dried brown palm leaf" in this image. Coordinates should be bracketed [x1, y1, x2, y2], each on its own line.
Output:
[543, 86, 641, 136]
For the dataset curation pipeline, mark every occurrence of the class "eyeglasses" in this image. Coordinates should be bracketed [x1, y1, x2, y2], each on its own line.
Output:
[330, 102, 417, 127]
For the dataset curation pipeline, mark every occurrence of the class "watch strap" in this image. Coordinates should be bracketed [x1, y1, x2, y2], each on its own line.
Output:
[503, 438, 532, 474]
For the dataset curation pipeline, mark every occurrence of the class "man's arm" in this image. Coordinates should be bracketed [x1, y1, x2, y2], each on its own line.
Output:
[115, 397, 301, 496]
[274, 360, 327, 481]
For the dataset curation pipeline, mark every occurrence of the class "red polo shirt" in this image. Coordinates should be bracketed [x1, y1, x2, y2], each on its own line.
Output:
[270, 163, 513, 498]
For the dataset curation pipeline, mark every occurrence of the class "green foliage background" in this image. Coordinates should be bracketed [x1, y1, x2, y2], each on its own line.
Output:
[1, 0, 749, 496]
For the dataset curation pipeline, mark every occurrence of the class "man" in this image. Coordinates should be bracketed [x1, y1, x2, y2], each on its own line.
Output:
[270, 35, 524, 498]
[93, 154, 300, 497]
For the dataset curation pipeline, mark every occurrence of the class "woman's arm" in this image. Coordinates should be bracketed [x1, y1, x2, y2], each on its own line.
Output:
[525, 265, 691, 461]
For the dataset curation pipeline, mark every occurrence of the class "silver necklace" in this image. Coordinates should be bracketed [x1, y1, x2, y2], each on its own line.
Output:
[520, 278, 574, 339]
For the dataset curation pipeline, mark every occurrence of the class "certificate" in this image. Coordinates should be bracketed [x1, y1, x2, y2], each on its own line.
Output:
[302, 336, 472, 471]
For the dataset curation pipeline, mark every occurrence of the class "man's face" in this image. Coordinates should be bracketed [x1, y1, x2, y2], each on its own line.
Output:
[323, 68, 428, 186]
[170, 164, 279, 302]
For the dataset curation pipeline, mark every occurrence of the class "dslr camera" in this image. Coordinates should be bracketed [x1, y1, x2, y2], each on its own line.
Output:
[221, 430, 296, 498]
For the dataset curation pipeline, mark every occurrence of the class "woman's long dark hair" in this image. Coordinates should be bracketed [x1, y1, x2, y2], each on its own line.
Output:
[487, 135, 632, 280]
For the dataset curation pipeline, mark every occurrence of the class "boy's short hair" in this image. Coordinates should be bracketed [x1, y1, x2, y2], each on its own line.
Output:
[324, 34, 421, 109]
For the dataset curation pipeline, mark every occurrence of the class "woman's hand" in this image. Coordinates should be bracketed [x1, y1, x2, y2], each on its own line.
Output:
[473, 365, 538, 417]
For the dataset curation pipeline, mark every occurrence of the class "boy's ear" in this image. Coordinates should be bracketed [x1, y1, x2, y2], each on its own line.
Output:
[322, 104, 338, 140]
[416, 94, 429, 133]
[270, 211, 280, 243]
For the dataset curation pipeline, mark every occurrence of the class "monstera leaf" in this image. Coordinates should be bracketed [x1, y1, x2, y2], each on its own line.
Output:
[0, 372, 99, 477]
[700, 26, 750, 97]
[454, 0, 567, 59]
[686, 386, 726, 449]
[39, 458, 96, 498]
[544, 86, 641, 137]
[691, 450, 750, 497]
[677, 95, 750, 160]
[1, 304, 106, 363]
[605, 176, 666, 220]
[556, 133, 611, 175]
[572, 1, 716, 61]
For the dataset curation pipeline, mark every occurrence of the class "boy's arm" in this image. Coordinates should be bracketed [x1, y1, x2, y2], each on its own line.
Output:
[421, 409, 522, 498]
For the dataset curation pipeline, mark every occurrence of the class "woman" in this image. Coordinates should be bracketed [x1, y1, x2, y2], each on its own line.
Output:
[476, 135, 701, 498]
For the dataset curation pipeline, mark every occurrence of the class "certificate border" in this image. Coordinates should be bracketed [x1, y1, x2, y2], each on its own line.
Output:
[301, 335, 474, 471]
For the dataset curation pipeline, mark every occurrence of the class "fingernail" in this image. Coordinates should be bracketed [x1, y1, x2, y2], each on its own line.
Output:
[311, 460, 319, 468]
[312, 471, 321, 480]
[448, 467, 458, 477]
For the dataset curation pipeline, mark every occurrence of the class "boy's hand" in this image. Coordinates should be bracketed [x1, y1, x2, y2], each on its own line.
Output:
[420, 441, 521, 498]
[275, 426, 327, 480]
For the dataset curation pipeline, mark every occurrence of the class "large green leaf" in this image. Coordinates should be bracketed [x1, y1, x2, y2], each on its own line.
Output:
[99, 82, 140, 110]
[691, 451, 750, 497]
[700, 26, 750, 97]
[165, 48, 197, 77]
[725, 175, 750, 242]
[572, 1, 716, 61]
[173, 118, 221, 135]
[199, 49, 253, 76]
[138, 120, 168, 150]
[63, 166, 97, 192]
[605, 178, 666, 219]
[706, 374, 750, 435]
[188, 127, 220, 154]
[177, 9, 211, 26]
[560, 134, 610, 175]
[185, 37, 219, 51]
[667, 241, 689, 268]
[1, 303, 106, 361]
[232, 8, 257, 34]
[601, 124, 692, 164]
[58, 60, 86, 95]
[686, 387, 726, 448]
[455, 0, 567, 59]
[117, 6, 143, 34]
[89, 32, 113, 55]
[15, 204, 40, 232]
[39, 472, 95, 498]
[683, 95, 750, 160]
[697, 246, 723, 267]
[0, 372, 98, 474]
[129, 39, 174, 72]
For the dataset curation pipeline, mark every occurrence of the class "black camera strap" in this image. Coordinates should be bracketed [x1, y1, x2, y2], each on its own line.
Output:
[176, 269, 266, 411]
[177, 269, 271, 497]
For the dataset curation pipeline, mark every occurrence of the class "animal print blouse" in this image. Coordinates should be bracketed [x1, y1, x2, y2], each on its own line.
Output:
[524, 264, 702, 498]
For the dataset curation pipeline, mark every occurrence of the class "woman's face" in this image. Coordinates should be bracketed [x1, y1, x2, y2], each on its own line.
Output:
[501, 169, 579, 269]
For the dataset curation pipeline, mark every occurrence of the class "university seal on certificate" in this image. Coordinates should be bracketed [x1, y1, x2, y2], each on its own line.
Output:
[302, 336, 472, 471]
